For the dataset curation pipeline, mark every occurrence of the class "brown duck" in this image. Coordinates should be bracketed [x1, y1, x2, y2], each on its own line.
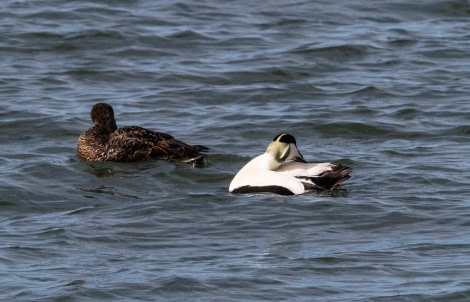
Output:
[77, 103, 208, 164]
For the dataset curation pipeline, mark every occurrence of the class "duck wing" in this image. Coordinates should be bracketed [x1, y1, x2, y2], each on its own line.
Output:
[297, 164, 351, 191]
[277, 162, 351, 191]
[117, 126, 174, 140]
[106, 126, 207, 162]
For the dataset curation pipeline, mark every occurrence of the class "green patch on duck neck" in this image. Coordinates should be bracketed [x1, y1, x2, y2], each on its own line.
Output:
[266, 141, 290, 163]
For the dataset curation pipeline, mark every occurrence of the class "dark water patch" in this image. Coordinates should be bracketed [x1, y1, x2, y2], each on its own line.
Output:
[439, 125, 470, 136]
[409, 0, 470, 17]
[17, 32, 64, 44]
[313, 122, 425, 139]
[212, 36, 272, 50]
[258, 17, 309, 29]
[108, 46, 174, 58]
[2, 240, 65, 262]
[349, 85, 397, 97]
[387, 38, 418, 48]
[367, 290, 470, 302]
[167, 2, 193, 13]
[221, 66, 312, 86]
[64, 206, 97, 216]
[157, 71, 232, 87]
[354, 211, 429, 231]
[156, 276, 214, 293]
[76, 186, 141, 200]
[62, 68, 143, 85]
[292, 43, 375, 61]
[380, 144, 438, 158]
[352, 0, 470, 21]
[165, 29, 215, 41]
[62, 29, 128, 48]
[388, 108, 422, 120]
[421, 46, 470, 60]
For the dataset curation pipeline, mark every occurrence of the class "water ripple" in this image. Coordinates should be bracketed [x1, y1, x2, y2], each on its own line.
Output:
[1, 0, 470, 301]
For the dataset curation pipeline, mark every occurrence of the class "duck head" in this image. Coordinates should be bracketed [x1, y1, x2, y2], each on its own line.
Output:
[266, 133, 307, 163]
[90, 103, 118, 133]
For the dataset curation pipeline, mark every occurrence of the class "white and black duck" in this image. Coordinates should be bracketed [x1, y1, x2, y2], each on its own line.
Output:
[229, 133, 351, 195]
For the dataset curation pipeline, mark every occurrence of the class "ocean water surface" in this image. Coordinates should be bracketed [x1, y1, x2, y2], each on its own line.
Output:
[1, 0, 470, 301]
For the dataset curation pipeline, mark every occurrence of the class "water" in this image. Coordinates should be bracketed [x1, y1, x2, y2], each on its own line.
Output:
[1, 0, 470, 301]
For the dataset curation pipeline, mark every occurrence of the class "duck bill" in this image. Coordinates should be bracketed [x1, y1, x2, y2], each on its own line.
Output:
[288, 144, 307, 163]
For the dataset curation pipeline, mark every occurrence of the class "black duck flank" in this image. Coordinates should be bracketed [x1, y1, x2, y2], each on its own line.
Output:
[77, 103, 208, 163]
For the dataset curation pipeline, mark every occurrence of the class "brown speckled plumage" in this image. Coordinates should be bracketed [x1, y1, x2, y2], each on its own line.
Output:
[77, 103, 208, 163]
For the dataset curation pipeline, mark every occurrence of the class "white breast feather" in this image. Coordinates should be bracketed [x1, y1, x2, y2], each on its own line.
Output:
[229, 154, 306, 194]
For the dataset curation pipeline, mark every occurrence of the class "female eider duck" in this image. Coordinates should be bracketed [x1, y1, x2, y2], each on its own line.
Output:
[229, 133, 351, 195]
[77, 103, 208, 164]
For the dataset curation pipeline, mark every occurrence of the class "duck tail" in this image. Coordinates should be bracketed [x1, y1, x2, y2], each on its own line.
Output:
[192, 145, 209, 152]
[181, 145, 208, 166]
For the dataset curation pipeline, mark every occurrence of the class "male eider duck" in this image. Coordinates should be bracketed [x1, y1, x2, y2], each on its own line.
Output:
[229, 133, 351, 195]
[77, 103, 208, 164]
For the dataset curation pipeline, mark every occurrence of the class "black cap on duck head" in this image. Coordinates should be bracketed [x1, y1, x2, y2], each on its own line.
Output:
[273, 133, 297, 145]
[90, 103, 117, 132]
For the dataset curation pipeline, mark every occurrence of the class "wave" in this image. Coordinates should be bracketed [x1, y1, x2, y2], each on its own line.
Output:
[291, 43, 376, 60]
[313, 122, 425, 139]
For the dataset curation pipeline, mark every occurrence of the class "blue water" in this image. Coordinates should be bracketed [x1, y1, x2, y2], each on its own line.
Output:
[1, 0, 470, 301]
